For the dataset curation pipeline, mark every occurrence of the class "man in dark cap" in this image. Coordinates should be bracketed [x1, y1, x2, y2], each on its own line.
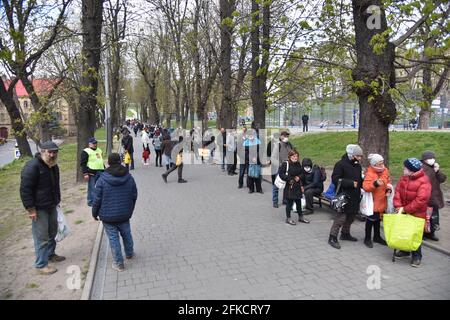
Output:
[80, 137, 105, 207]
[421, 151, 447, 241]
[20, 141, 65, 275]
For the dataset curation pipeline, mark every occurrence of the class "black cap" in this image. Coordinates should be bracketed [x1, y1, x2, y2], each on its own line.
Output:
[40, 141, 59, 151]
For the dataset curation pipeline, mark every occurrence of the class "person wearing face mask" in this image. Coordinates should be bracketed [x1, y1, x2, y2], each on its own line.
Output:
[328, 144, 364, 249]
[267, 131, 293, 207]
[20, 141, 65, 275]
[300, 158, 324, 214]
[393, 158, 431, 267]
[421, 151, 447, 241]
[362, 154, 392, 248]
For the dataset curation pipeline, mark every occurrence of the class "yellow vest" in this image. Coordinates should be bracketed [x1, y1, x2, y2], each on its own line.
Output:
[84, 147, 104, 170]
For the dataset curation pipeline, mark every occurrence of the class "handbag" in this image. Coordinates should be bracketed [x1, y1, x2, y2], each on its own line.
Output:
[248, 164, 261, 178]
[124, 151, 131, 165]
[330, 179, 348, 214]
[274, 161, 289, 189]
[360, 189, 374, 216]
[176, 153, 183, 166]
[383, 208, 425, 252]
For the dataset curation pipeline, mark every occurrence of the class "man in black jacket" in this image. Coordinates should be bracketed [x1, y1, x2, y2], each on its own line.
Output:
[121, 128, 134, 170]
[301, 158, 324, 214]
[302, 114, 309, 132]
[20, 141, 65, 275]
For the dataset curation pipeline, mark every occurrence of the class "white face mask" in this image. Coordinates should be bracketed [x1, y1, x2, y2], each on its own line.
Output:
[425, 159, 435, 166]
[304, 166, 312, 173]
[282, 137, 289, 143]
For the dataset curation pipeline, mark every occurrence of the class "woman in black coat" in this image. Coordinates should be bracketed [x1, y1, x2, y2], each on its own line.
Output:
[279, 150, 310, 225]
[328, 144, 363, 249]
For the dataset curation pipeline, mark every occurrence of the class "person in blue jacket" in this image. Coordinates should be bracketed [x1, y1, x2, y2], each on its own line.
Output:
[92, 153, 138, 272]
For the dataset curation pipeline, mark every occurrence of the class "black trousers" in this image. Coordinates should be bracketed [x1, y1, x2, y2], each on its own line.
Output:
[155, 150, 162, 166]
[304, 188, 322, 209]
[165, 163, 183, 180]
[302, 123, 308, 132]
[248, 177, 262, 192]
[286, 199, 304, 219]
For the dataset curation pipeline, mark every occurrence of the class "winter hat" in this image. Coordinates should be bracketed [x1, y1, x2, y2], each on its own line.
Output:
[421, 151, 435, 160]
[302, 158, 313, 167]
[41, 141, 59, 151]
[404, 158, 422, 172]
[346, 144, 363, 157]
[368, 153, 384, 166]
[108, 153, 121, 166]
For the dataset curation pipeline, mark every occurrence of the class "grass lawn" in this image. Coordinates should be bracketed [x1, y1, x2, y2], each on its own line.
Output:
[0, 129, 107, 243]
[290, 131, 450, 187]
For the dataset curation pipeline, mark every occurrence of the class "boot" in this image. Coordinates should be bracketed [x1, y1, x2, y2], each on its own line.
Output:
[373, 220, 387, 245]
[328, 235, 341, 249]
[424, 233, 439, 241]
[340, 233, 358, 241]
[364, 220, 373, 248]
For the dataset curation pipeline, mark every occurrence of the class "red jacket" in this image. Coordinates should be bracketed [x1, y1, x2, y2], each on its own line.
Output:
[393, 169, 431, 219]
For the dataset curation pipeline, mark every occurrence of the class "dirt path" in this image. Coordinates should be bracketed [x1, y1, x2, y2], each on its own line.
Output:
[0, 184, 98, 300]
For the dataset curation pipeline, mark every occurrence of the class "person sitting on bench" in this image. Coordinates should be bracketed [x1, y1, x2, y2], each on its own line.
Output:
[301, 158, 324, 214]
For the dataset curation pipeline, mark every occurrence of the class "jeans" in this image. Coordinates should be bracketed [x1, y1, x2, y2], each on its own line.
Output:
[87, 171, 101, 207]
[103, 221, 134, 266]
[238, 164, 248, 187]
[32, 207, 58, 268]
[271, 174, 287, 205]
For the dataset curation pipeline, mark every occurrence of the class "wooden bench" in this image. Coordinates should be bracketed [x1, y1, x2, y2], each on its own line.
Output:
[313, 194, 331, 209]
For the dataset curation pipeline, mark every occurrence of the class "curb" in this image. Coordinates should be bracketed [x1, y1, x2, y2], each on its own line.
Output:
[263, 175, 450, 257]
[81, 222, 104, 300]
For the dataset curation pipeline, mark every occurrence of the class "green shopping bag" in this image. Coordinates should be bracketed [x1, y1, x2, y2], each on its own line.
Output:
[383, 209, 425, 252]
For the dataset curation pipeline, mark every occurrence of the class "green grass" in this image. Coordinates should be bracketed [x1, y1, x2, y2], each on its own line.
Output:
[94, 127, 106, 141]
[290, 131, 450, 186]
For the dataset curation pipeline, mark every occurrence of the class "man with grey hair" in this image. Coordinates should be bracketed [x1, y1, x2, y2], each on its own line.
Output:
[328, 144, 364, 249]
[20, 141, 65, 275]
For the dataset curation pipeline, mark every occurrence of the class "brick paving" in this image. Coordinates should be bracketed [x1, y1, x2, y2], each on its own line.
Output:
[90, 136, 450, 300]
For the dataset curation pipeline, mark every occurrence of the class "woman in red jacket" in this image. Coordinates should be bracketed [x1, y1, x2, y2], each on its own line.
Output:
[393, 158, 432, 267]
[362, 154, 392, 248]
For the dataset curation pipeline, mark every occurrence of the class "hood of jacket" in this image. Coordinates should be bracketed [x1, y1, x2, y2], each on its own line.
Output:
[302, 158, 312, 167]
[103, 165, 130, 186]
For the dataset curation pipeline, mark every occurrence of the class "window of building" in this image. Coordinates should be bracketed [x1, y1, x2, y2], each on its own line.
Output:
[23, 100, 28, 109]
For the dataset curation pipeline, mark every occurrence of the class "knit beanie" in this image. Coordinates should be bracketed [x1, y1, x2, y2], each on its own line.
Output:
[368, 153, 384, 166]
[403, 158, 422, 172]
[108, 153, 121, 166]
[421, 151, 435, 160]
[346, 144, 363, 157]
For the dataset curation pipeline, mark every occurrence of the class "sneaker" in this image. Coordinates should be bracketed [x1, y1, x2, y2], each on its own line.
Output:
[340, 233, 358, 241]
[394, 251, 410, 258]
[48, 254, 66, 263]
[285, 219, 296, 225]
[364, 239, 373, 248]
[298, 217, 310, 224]
[112, 263, 125, 272]
[411, 259, 421, 268]
[162, 174, 167, 183]
[36, 266, 57, 275]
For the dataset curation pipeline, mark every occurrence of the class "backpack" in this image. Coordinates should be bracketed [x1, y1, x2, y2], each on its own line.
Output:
[314, 165, 327, 182]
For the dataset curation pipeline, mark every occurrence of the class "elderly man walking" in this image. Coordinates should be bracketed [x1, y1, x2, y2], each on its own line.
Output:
[20, 141, 65, 275]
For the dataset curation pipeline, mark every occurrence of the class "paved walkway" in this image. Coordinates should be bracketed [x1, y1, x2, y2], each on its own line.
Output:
[90, 136, 450, 300]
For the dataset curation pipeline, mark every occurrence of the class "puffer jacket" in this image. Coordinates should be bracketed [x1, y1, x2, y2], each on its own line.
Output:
[393, 169, 431, 219]
[421, 162, 447, 209]
[279, 160, 303, 200]
[363, 166, 392, 217]
[92, 164, 138, 223]
[20, 155, 61, 210]
[331, 154, 363, 215]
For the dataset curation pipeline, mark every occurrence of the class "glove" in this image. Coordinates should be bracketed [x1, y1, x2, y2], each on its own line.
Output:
[434, 162, 439, 172]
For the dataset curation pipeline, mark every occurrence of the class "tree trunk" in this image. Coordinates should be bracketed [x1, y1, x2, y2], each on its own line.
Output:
[259, 1, 270, 130]
[219, 0, 235, 130]
[0, 78, 32, 157]
[352, 0, 396, 166]
[77, 0, 103, 182]
[148, 76, 159, 125]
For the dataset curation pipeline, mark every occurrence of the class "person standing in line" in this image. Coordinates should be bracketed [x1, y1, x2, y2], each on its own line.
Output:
[153, 128, 163, 167]
[328, 144, 363, 249]
[141, 126, 151, 166]
[362, 153, 391, 248]
[20, 141, 65, 275]
[393, 158, 431, 267]
[302, 114, 309, 132]
[162, 136, 187, 183]
[121, 128, 134, 171]
[218, 128, 227, 171]
[420, 151, 446, 241]
[237, 127, 248, 189]
[80, 137, 105, 206]
[92, 153, 137, 272]
[226, 129, 237, 175]
[245, 130, 263, 194]
[279, 150, 310, 225]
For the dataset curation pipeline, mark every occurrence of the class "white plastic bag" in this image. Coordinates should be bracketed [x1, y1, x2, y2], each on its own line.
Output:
[360, 189, 374, 216]
[386, 191, 394, 213]
[55, 205, 70, 242]
[293, 196, 306, 213]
